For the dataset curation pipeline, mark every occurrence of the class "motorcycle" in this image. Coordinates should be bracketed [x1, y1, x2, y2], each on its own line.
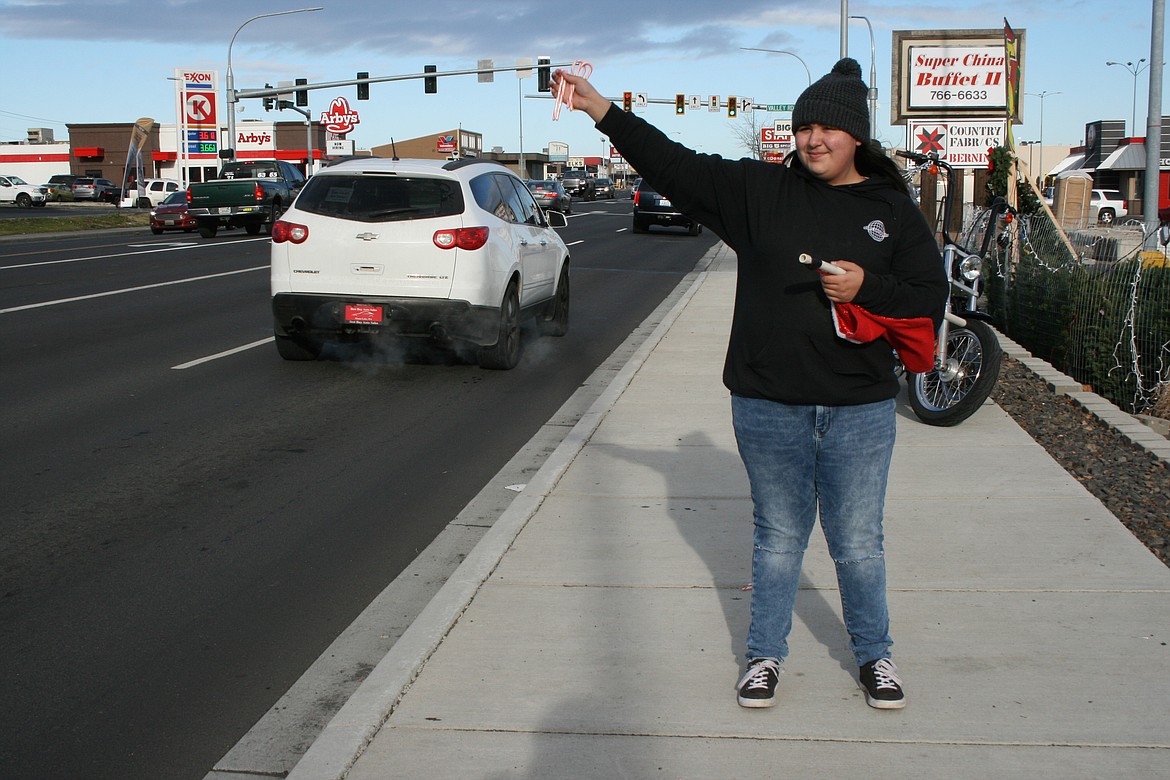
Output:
[895, 150, 1011, 426]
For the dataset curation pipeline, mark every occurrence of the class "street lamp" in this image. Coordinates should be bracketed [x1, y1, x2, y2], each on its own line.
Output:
[1018, 140, 1040, 184]
[849, 15, 878, 141]
[226, 7, 323, 162]
[1026, 90, 1060, 180]
[740, 47, 811, 87]
[1106, 59, 1149, 135]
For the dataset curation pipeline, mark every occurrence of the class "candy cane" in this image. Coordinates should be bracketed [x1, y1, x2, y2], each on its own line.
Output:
[552, 60, 593, 120]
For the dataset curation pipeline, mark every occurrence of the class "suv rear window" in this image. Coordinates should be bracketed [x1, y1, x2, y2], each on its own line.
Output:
[294, 174, 465, 223]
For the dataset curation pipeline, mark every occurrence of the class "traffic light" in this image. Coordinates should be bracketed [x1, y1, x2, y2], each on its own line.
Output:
[424, 65, 437, 94]
[623, 91, 633, 112]
[676, 94, 685, 115]
[295, 78, 308, 107]
[728, 96, 738, 118]
[263, 83, 274, 111]
[357, 72, 369, 100]
[537, 56, 551, 92]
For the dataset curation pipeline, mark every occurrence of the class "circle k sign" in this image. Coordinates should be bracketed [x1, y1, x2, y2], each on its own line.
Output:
[184, 92, 217, 126]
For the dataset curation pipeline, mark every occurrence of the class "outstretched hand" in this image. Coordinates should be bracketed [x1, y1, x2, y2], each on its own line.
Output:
[550, 68, 611, 122]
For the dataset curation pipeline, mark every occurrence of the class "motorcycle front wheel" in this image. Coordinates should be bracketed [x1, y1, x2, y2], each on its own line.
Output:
[907, 319, 1003, 427]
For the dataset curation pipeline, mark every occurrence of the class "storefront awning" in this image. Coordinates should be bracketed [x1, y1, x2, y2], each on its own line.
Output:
[1049, 152, 1086, 176]
[1097, 141, 1147, 170]
[74, 146, 104, 158]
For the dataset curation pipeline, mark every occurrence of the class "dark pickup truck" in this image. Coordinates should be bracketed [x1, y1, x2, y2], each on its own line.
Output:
[186, 160, 306, 238]
[560, 171, 595, 201]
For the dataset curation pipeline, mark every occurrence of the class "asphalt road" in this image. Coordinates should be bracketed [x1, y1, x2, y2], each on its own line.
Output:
[0, 204, 718, 779]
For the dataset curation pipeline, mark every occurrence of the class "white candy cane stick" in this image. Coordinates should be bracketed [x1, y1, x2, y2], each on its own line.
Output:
[799, 252, 846, 275]
[552, 60, 593, 120]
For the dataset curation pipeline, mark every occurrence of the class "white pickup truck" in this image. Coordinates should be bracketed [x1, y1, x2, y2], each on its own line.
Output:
[0, 174, 48, 208]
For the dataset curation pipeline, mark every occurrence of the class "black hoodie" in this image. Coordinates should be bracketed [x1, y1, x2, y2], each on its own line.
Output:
[598, 105, 948, 406]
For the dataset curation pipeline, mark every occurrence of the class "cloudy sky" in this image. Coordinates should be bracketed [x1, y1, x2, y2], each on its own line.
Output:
[1, 0, 1164, 162]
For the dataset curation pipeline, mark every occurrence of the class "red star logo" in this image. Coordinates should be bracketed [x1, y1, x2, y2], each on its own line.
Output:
[915, 127, 945, 154]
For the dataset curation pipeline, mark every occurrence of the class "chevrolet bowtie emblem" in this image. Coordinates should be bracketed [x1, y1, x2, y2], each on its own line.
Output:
[355, 232, 380, 241]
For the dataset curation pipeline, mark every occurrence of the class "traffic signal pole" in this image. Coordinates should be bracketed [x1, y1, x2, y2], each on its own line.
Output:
[235, 61, 578, 103]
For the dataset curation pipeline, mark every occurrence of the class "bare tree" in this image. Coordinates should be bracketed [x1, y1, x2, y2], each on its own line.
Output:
[729, 109, 767, 159]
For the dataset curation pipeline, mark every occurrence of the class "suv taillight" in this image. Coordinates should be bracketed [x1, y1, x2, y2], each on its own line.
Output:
[271, 220, 308, 244]
[633, 190, 641, 206]
[433, 226, 489, 250]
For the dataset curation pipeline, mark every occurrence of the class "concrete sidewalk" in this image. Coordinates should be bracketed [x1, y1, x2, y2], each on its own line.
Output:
[289, 243, 1170, 779]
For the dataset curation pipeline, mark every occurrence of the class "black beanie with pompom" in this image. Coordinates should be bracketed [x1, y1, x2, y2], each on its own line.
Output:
[791, 58, 870, 142]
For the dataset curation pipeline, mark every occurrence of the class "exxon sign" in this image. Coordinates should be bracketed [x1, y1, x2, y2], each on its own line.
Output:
[320, 97, 360, 136]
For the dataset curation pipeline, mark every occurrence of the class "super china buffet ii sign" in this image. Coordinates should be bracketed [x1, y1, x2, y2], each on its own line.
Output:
[891, 28, 1024, 123]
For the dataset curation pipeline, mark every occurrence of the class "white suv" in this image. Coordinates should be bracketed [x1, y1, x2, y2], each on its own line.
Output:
[271, 157, 570, 369]
[1090, 189, 1127, 224]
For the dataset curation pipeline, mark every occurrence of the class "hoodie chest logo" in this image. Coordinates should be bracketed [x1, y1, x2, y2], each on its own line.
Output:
[863, 219, 889, 242]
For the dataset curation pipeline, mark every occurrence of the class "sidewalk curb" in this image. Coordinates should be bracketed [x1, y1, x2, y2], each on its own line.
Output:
[995, 331, 1170, 464]
[284, 243, 726, 780]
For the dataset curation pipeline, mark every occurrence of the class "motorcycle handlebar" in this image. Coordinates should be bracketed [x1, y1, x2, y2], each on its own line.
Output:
[897, 149, 959, 247]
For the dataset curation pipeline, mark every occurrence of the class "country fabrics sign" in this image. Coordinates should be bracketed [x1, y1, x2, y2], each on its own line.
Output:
[320, 96, 360, 136]
[907, 119, 1006, 168]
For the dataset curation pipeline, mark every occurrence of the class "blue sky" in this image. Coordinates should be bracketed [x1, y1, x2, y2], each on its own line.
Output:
[1, 0, 1165, 161]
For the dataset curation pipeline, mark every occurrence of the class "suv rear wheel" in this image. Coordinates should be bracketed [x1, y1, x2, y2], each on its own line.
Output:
[1098, 208, 1116, 224]
[540, 264, 570, 337]
[477, 283, 520, 370]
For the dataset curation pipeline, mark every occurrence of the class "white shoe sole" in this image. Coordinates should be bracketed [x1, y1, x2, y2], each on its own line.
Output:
[737, 695, 777, 708]
[861, 686, 906, 709]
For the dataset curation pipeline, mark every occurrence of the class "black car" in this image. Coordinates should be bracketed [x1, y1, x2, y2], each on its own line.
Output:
[593, 177, 615, 199]
[631, 180, 701, 235]
[526, 180, 572, 214]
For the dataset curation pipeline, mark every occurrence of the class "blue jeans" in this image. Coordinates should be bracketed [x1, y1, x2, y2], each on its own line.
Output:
[732, 394, 896, 667]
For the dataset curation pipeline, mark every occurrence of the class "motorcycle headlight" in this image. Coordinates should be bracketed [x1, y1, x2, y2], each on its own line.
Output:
[959, 255, 983, 281]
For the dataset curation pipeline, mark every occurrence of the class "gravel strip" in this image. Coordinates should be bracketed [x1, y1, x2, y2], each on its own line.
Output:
[991, 356, 1170, 567]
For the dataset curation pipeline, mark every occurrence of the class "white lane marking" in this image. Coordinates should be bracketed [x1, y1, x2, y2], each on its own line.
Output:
[0, 237, 270, 271]
[616, 228, 628, 233]
[0, 265, 268, 314]
[564, 240, 585, 246]
[172, 337, 274, 370]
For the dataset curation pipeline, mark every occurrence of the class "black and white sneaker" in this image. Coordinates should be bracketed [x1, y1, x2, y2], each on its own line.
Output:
[736, 657, 781, 708]
[859, 658, 906, 709]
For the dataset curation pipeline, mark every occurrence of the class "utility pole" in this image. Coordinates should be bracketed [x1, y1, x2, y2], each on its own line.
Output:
[1144, 0, 1165, 234]
[278, 101, 315, 176]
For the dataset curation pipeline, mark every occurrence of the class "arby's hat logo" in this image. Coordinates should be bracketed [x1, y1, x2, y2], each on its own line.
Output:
[320, 96, 360, 135]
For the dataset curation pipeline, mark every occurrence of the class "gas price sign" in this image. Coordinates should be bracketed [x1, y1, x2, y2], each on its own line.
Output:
[186, 128, 218, 154]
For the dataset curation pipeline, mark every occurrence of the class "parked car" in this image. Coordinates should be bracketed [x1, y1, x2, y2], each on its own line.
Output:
[526, 180, 572, 214]
[127, 178, 181, 208]
[43, 181, 75, 201]
[0, 174, 48, 207]
[71, 177, 117, 201]
[149, 190, 197, 233]
[592, 177, 615, 199]
[631, 179, 701, 235]
[1089, 189, 1127, 224]
[270, 157, 571, 369]
[47, 173, 79, 189]
[625, 177, 642, 198]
